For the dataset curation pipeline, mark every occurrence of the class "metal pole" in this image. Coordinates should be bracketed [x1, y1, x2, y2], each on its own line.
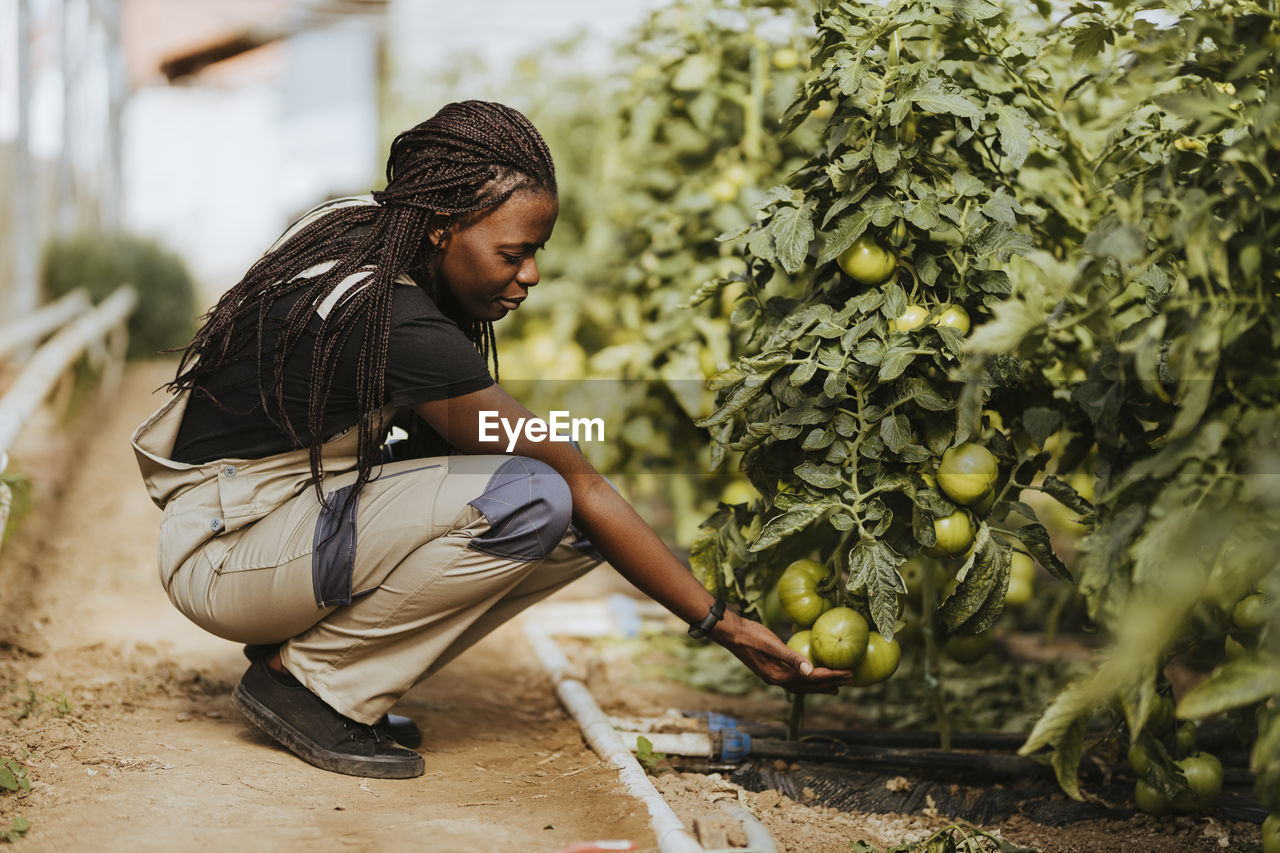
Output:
[100, 0, 125, 233]
[13, 0, 39, 324]
[57, 0, 78, 236]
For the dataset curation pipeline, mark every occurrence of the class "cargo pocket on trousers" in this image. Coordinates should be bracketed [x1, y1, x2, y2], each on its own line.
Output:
[312, 483, 359, 607]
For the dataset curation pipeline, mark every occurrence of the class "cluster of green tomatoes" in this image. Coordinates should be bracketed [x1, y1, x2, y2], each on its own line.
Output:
[837, 233, 972, 340]
[776, 557, 903, 686]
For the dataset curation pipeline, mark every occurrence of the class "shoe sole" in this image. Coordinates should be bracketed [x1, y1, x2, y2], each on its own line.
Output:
[233, 683, 425, 779]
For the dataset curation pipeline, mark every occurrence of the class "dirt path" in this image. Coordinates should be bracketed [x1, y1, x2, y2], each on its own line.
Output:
[0, 361, 654, 852]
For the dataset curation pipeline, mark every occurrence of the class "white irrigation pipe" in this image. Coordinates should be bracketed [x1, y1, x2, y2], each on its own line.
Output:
[720, 804, 777, 853]
[617, 731, 714, 758]
[0, 286, 136, 475]
[0, 288, 92, 363]
[526, 624, 704, 853]
[525, 615, 780, 853]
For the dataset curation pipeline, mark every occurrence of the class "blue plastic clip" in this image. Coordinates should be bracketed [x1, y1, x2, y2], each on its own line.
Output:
[704, 712, 741, 733]
[718, 727, 752, 763]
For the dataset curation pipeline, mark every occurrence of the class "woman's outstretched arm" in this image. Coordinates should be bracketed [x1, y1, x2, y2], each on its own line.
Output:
[414, 383, 855, 694]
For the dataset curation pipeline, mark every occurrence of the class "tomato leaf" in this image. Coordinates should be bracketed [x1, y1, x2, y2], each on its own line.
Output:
[1069, 18, 1115, 64]
[906, 76, 984, 123]
[1050, 716, 1086, 802]
[771, 203, 816, 274]
[795, 461, 842, 489]
[1040, 475, 1093, 517]
[897, 376, 953, 412]
[938, 526, 1008, 635]
[878, 347, 917, 382]
[750, 504, 829, 552]
[1021, 407, 1064, 447]
[847, 539, 904, 639]
[1014, 523, 1073, 582]
[1177, 652, 1280, 719]
[991, 102, 1033, 170]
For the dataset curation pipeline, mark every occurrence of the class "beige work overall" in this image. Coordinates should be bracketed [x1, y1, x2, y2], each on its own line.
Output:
[131, 390, 602, 725]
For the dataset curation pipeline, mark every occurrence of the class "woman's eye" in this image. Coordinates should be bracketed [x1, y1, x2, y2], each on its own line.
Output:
[501, 253, 522, 264]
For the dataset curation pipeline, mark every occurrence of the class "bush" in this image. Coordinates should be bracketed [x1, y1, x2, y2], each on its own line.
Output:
[41, 232, 198, 359]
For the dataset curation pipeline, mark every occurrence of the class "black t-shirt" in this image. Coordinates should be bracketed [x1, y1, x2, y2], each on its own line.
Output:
[171, 279, 494, 464]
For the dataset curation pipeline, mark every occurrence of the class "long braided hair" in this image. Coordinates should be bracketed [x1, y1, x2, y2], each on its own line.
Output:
[169, 100, 557, 504]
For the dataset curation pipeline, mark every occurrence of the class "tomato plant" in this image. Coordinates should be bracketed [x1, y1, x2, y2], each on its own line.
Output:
[990, 1, 1280, 810]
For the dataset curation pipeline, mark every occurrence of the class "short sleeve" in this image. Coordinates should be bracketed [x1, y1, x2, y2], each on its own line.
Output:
[383, 284, 495, 407]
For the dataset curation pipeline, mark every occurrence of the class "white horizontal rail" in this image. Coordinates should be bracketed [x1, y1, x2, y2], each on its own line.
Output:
[0, 286, 137, 474]
[0, 289, 93, 362]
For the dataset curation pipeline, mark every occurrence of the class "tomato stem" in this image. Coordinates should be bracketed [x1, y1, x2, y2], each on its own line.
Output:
[786, 692, 805, 741]
[921, 557, 952, 751]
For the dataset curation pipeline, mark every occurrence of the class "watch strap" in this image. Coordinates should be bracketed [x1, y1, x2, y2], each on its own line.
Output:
[687, 597, 727, 639]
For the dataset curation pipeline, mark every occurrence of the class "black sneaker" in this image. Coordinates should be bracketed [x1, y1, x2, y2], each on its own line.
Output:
[241, 644, 422, 748]
[232, 658, 424, 779]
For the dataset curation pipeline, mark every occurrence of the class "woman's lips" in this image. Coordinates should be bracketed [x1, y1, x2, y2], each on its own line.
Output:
[496, 298, 523, 312]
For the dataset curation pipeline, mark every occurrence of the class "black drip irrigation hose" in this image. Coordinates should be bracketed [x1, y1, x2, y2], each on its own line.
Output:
[732, 735, 1054, 780]
[739, 723, 1030, 752]
[671, 713, 1268, 827]
[733, 718, 1249, 755]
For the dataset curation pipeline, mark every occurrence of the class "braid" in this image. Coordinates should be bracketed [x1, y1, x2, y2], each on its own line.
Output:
[170, 100, 555, 505]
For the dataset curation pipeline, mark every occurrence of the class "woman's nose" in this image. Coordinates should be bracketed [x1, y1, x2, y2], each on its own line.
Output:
[517, 257, 540, 287]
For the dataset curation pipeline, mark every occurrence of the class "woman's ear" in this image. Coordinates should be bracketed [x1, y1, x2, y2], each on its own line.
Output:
[426, 213, 452, 249]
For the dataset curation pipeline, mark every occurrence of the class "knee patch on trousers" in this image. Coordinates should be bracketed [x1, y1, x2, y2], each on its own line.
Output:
[467, 457, 573, 562]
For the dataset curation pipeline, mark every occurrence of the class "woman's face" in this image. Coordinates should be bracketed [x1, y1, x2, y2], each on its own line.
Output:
[428, 190, 558, 322]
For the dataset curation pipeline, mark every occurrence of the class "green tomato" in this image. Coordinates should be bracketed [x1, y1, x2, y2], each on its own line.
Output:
[771, 48, 801, 70]
[810, 607, 870, 670]
[777, 565, 832, 627]
[924, 509, 975, 558]
[1176, 721, 1197, 756]
[1135, 779, 1170, 816]
[1127, 743, 1152, 777]
[944, 632, 993, 664]
[723, 164, 749, 188]
[1233, 592, 1269, 631]
[760, 586, 785, 630]
[1004, 551, 1035, 607]
[708, 179, 739, 204]
[1173, 752, 1223, 812]
[898, 557, 931, 599]
[890, 304, 929, 333]
[1263, 813, 1280, 853]
[784, 558, 829, 583]
[787, 630, 813, 663]
[933, 304, 971, 336]
[837, 235, 897, 285]
[850, 632, 902, 686]
[936, 443, 999, 506]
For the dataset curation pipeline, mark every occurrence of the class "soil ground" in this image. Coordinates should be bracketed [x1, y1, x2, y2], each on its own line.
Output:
[0, 361, 1267, 852]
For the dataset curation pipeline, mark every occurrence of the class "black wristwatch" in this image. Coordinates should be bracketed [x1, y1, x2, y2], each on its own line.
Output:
[687, 597, 727, 640]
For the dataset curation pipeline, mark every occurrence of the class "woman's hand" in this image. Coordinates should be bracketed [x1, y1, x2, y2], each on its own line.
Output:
[712, 612, 855, 695]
